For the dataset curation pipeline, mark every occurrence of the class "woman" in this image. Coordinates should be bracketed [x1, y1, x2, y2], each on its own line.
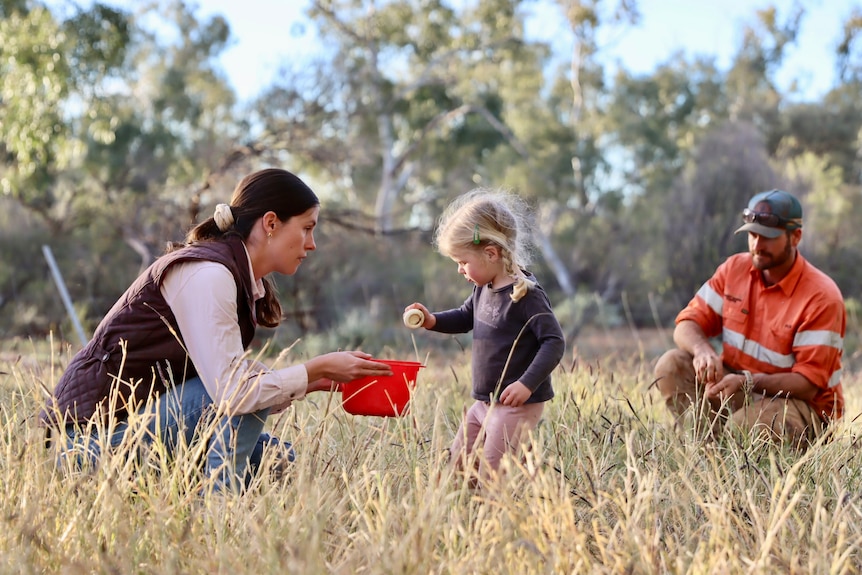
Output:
[42, 168, 392, 490]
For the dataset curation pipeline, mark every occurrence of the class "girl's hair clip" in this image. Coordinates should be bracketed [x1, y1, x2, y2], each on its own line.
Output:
[473, 224, 481, 245]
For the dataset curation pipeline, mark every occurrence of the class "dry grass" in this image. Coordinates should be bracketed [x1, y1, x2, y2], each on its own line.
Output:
[2, 337, 862, 574]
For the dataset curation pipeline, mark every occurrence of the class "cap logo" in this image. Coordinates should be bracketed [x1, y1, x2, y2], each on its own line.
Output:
[753, 201, 773, 214]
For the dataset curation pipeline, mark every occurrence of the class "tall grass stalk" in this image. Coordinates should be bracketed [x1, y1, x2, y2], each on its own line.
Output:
[1, 345, 861, 573]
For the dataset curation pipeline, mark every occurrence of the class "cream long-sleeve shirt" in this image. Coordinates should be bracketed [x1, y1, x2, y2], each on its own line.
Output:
[159, 252, 308, 415]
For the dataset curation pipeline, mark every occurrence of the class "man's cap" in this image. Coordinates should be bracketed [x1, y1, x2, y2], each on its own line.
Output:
[734, 189, 803, 239]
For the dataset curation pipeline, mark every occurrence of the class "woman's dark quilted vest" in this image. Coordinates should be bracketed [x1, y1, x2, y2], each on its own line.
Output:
[42, 237, 257, 426]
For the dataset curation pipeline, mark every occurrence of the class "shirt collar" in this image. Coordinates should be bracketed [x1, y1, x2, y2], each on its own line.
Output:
[750, 251, 806, 296]
[241, 241, 266, 301]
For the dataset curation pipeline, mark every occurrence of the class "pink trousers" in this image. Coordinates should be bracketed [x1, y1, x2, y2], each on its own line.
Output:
[450, 400, 545, 478]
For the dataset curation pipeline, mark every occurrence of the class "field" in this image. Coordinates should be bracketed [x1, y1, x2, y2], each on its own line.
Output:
[2, 333, 862, 574]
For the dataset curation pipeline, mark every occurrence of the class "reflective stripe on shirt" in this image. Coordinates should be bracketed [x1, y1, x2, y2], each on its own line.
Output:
[675, 252, 846, 418]
[723, 327, 796, 369]
[794, 329, 844, 350]
[696, 282, 723, 316]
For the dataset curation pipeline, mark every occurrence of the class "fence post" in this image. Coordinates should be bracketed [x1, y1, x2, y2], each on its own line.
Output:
[42, 245, 88, 347]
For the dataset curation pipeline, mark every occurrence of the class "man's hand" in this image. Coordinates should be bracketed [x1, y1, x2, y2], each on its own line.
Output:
[675, 320, 724, 384]
[692, 351, 725, 385]
[705, 373, 744, 401]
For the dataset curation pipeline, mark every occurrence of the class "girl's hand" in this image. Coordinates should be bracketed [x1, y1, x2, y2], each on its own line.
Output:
[499, 381, 531, 407]
[403, 303, 435, 329]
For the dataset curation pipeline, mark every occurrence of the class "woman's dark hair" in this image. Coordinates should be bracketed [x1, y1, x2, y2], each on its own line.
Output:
[170, 168, 320, 327]
[187, 168, 319, 243]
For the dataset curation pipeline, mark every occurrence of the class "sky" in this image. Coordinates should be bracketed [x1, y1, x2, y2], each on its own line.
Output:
[181, 0, 858, 104]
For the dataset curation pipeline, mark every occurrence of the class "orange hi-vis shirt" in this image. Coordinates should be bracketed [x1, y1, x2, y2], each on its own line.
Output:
[676, 252, 845, 419]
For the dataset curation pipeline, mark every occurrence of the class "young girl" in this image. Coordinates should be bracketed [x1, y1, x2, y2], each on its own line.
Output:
[405, 189, 565, 480]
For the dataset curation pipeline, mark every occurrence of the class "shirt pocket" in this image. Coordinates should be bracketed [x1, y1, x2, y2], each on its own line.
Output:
[721, 294, 749, 335]
[766, 322, 795, 358]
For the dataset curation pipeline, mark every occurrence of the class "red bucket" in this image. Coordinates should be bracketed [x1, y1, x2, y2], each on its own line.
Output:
[340, 359, 423, 417]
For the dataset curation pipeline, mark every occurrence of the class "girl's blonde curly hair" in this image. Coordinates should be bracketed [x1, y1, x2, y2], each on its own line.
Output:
[434, 188, 536, 302]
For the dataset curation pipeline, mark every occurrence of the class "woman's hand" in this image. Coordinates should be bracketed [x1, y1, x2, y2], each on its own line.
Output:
[304, 351, 393, 384]
[306, 378, 338, 393]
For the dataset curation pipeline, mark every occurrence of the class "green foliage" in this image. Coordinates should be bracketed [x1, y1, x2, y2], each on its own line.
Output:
[266, 0, 553, 234]
[552, 290, 624, 342]
[0, 0, 26, 17]
[0, 1, 243, 336]
[780, 87, 862, 183]
[605, 57, 728, 196]
[0, 6, 72, 213]
[63, 3, 130, 86]
[6, 0, 862, 343]
[651, 122, 777, 307]
[0, 201, 59, 337]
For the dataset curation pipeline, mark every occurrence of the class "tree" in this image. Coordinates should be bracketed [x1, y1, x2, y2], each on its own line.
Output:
[480, 0, 640, 299]
[0, 2, 130, 230]
[252, 0, 549, 233]
[657, 122, 777, 300]
[0, 0, 243, 337]
[75, 0, 239, 266]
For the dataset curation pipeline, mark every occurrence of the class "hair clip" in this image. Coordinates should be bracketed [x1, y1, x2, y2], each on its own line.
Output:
[473, 224, 481, 245]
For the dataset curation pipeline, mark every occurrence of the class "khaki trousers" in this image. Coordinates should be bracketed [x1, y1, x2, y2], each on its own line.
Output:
[654, 349, 824, 448]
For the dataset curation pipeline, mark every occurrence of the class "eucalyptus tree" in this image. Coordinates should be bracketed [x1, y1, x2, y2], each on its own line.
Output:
[521, 0, 638, 301]
[251, 0, 550, 232]
[602, 4, 802, 201]
[724, 4, 801, 152]
[77, 0, 239, 267]
[0, 0, 241, 335]
[0, 1, 133, 333]
[76, 0, 240, 319]
[591, 5, 817, 321]
[659, 122, 778, 302]
[0, 1, 130, 231]
[769, 6, 862, 295]
[776, 6, 862, 187]
[251, 0, 655, 305]
[1, 0, 237, 243]
[234, 0, 545, 333]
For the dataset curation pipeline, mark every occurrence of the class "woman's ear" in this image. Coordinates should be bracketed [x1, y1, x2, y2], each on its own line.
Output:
[261, 210, 279, 233]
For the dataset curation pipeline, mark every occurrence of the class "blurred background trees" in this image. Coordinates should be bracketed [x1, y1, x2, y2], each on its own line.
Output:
[2, 0, 861, 361]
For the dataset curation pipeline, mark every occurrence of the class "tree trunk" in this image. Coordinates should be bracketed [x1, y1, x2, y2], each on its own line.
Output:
[534, 208, 574, 296]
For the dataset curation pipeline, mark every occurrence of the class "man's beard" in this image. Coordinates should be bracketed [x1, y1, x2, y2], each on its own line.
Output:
[752, 238, 792, 271]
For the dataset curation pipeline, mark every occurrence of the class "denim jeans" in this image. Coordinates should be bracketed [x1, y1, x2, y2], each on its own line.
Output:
[58, 377, 294, 490]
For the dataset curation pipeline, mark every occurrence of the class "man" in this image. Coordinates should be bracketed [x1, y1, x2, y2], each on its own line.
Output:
[654, 189, 845, 447]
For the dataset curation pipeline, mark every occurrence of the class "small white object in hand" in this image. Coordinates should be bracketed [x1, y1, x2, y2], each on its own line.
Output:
[403, 309, 425, 329]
